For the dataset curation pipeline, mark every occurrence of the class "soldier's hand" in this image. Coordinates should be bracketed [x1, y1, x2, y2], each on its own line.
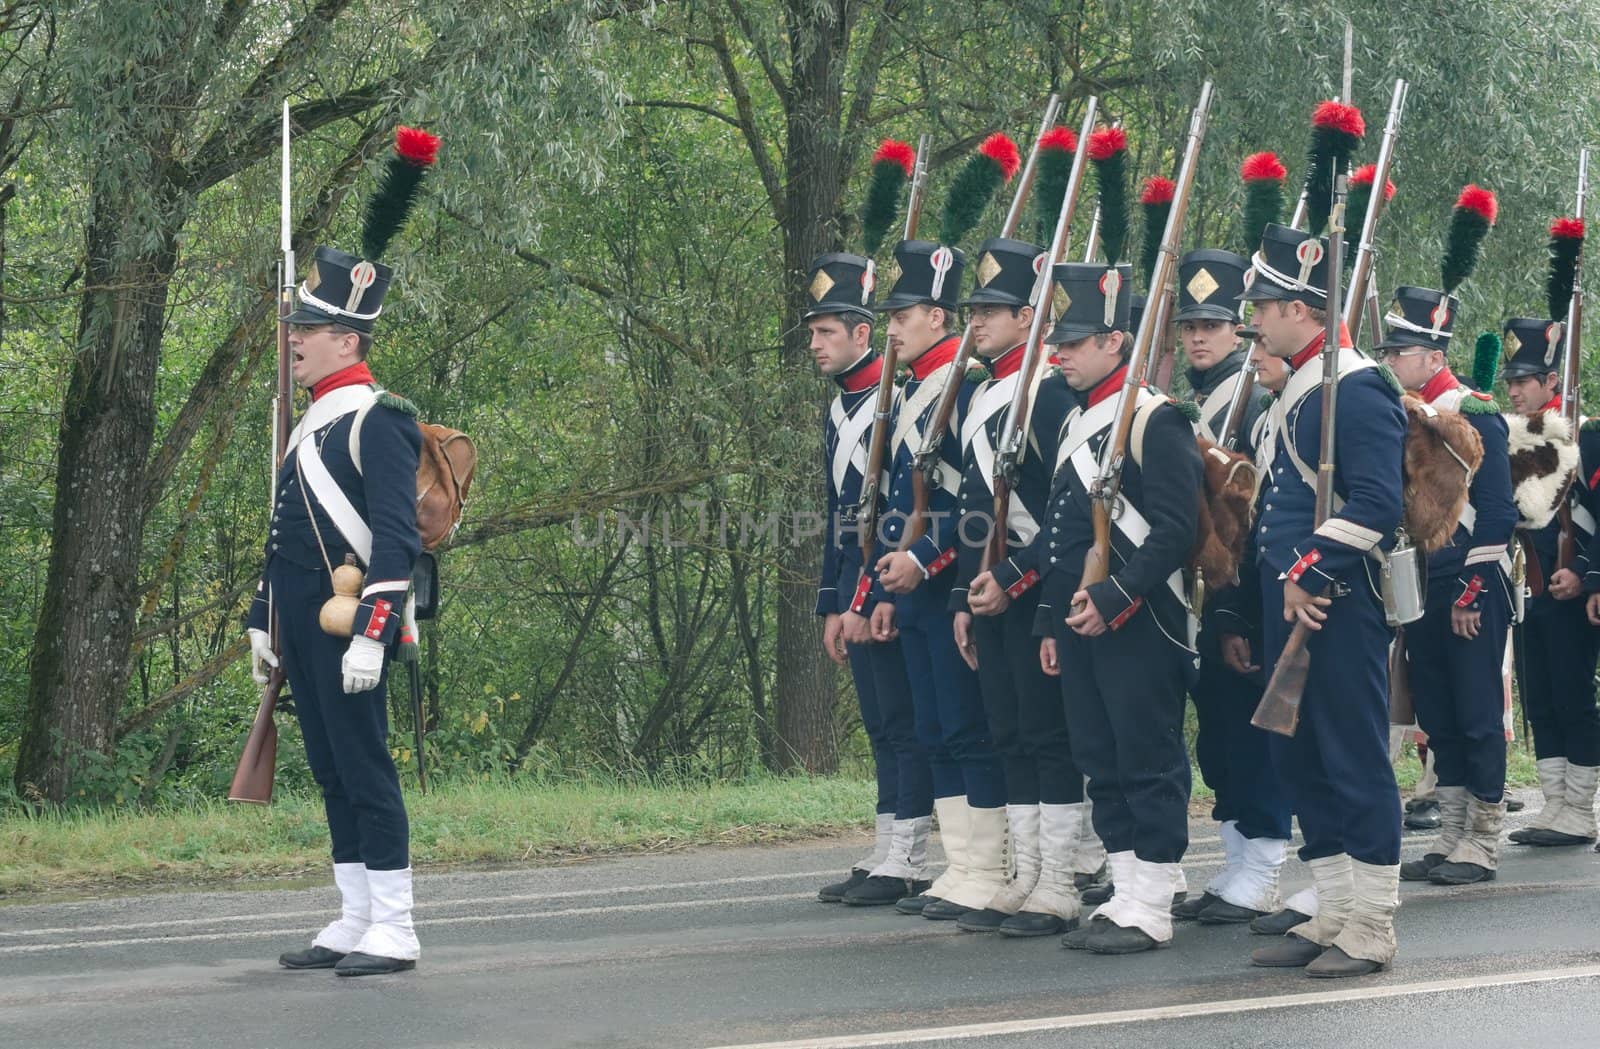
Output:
[953, 612, 979, 671]
[821, 613, 848, 666]
[1588, 592, 1600, 627]
[967, 571, 1011, 617]
[1220, 633, 1258, 675]
[870, 602, 899, 642]
[875, 551, 924, 594]
[1549, 567, 1583, 601]
[340, 636, 386, 694]
[1451, 606, 1482, 640]
[1065, 590, 1107, 637]
[247, 628, 279, 685]
[1039, 637, 1060, 677]
[840, 610, 873, 646]
[1283, 580, 1331, 631]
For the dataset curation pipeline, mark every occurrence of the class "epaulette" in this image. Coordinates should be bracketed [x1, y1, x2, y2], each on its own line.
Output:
[1169, 398, 1201, 423]
[1459, 390, 1500, 415]
[1583, 417, 1600, 433]
[375, 391, 419, 417]
[964, 365, 989, 384]
[1258, 392, 1276, 409]
[893, 365, 911, 386]
[1046, 364, 1064, 379]
[1375, 363, 1406, 398]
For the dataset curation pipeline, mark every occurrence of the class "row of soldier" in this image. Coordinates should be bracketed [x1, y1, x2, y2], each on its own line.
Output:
[805, 106, 1599, 978]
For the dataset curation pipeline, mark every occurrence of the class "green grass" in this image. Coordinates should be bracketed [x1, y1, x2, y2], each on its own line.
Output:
[0, 774, 876, 898]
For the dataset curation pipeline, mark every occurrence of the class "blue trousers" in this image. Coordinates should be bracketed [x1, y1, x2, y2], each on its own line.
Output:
[848, 637, 933, 819]
[1054, 606, 1191, 862]
[1408, 594, 1509, 802]
[972, 588, 1082, 805]
[269, 560, 409, 871]
[1515, 596, 1600, 766]
[895, 587, 1005, 807]
[1192, 628, 1291, 839]
[1262, 574, 1400, 866]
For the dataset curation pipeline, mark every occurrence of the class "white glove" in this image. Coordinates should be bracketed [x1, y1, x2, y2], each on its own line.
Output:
[248, 628, 279, 685]
[341, 636, 387, 694]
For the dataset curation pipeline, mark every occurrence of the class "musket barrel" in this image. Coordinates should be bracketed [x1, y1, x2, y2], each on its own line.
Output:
[1343, 78, 1406, 339]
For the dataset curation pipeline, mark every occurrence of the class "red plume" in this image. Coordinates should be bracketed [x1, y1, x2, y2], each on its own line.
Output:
[1240, 151, 1287, 182]
[1087, 127, 1128, 162]
[395, 126, 440, 167]
[871, 138, 916, 176]
[1349, 163, 1396, 201]
[1038, 126, 1078, 153]
[1551, 216, 1586, 240]
[1140, 176, 1176, 205]
[978, 132, 1022, 181]
[1311, 100, 1365, 138]
[1456, 184, 1498, 224]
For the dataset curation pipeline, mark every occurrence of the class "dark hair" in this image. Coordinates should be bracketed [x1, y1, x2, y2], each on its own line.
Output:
[809, 310, 874, 339]
[331, 324, 374, 359]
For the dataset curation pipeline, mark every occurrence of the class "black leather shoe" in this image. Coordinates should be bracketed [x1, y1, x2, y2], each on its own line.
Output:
[333, 952, 416, 977]
[1084, 920, 1164, 955]
[1428, 860, 1495, 885]
[1250, 933, 1325, 968]
[1080, 880, 1114, 905]
[1399, 852, 1446, 881]
[1506, 798, 1526, 813]
[1305, 945, 1384, 978]
[1197, 899, 1265, 925]
[1074, 864, 1108, 892]
[1061, 915, 1109, 950]
[1171, 891, 1219, 920]
[1519, 828, 1595, 847]
[895, 892, 934, 915]
[817, 869, 869, 902]
[1403, 800, 1441, 831]
[842, 875, 924, 906]
[278, 945, 346, 970]
[1000, 910, 1075, 937]
[956, 907, 1010, 932]
[1249, 907, 1311, 936]
[1509, 825, 1541, 843]
[920, 897, 974, 921]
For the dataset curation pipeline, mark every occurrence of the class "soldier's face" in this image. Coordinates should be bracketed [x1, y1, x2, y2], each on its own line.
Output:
[1506, 373, 1559, 415]
[1247, 337, 1289, 394]
[1377, 347, 1442, 392]
[1053, 332, 1124, 391]
[886, 305, 945, 361]
[969, 304, 1031, 357]
[288, 324, 360, 388]
[808, 315, 870, 375]
[1179, 318, 1236, 369]
[1245, 299, 1308, 359]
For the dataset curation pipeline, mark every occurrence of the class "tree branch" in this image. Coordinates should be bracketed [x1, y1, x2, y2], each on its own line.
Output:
[722, 0, 790, 105]
[705, 28, 786, 226]
[632, 99, 742, 129]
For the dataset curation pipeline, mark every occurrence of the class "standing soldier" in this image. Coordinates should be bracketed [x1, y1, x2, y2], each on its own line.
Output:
[1035, 261, 1204, 955]
[247, 246, 424, 977]
[802, 252, 934, 905]
[1242, 222, 1408, 978]
[949, 237, 1098, 936]
[858, 240, 1010, 916]
[1380, 299, 1516, 886]
[1502, 314, 1600, 847]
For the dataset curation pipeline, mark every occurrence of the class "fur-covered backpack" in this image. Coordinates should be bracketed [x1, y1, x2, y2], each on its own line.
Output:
[1399, 390, 1485, 553]
[352, 391, 478, 550]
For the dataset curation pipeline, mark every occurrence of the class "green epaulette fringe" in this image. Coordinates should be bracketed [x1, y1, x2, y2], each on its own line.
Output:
[376, 391, 419, 416]
[1170, 398, 1201, 423]
[1375, 363, 1405, 398]
[1458, 392, 1500, 415]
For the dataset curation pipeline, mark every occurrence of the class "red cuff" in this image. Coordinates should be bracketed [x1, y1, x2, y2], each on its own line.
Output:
[1287, 549, 1322, 585]
[849, 574, 873, 614]
[1108, 597, 1143, 630]
[924, 547, 957, 577]
[1455, 575, 1484, 609]
[364, 598, 394, 640]
[1005, 569, 1040, 599]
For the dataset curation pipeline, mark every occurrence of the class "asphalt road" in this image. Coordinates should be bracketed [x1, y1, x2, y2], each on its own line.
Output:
[3, 791, 1598, 1049]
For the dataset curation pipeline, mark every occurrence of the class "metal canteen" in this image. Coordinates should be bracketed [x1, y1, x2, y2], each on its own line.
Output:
[1510, 541, 1528, 625]
[1381, 531, 1426, 627]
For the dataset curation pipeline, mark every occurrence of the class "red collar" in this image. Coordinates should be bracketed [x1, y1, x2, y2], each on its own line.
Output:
[1419, 367, 1460, 404]
[836, 350, 882, 393]
[312, 362, 375, 401]
[1288, 323, 1354, 371]
[1541, 394, 1563, 414]
[989, 343, 1027, 381]
[1088, 364, 1129, 408]
[907, 335, 960, 380]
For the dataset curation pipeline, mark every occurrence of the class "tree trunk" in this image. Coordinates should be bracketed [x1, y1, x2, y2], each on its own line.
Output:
[15, 193, 183, 802]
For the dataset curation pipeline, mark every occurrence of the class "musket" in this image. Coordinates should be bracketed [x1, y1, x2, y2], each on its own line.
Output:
[1557, 147, 1589, 571]
[903, 95, 1065, 550]
[1216, 353, 1259, 452]
[230, 101, 296, 804]
[1343, 79, 1408, 343]
[857, 134, 932, 561]
[985, 97, 1103, 571]
[1252, 169, 1350, 737]
[1077, 82, 1215, 604]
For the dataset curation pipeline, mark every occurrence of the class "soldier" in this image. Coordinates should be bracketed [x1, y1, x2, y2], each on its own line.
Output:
[856, 240, 1010, 916]
[803, 253, 934, 905]
[1242, 223, 1408, 978]
[948, 237, 1099, 936]
[246, 246, 424, 977]
[1501, 318, 1600, 846]
[1378, 291, 1517, 886]
[1168, 250, 1291, 925]
[1035, 261, 1204, 955]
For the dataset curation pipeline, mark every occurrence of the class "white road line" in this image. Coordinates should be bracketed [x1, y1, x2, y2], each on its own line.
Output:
[0, 892, 817, 954]
[708, 963, 1600, 1049]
